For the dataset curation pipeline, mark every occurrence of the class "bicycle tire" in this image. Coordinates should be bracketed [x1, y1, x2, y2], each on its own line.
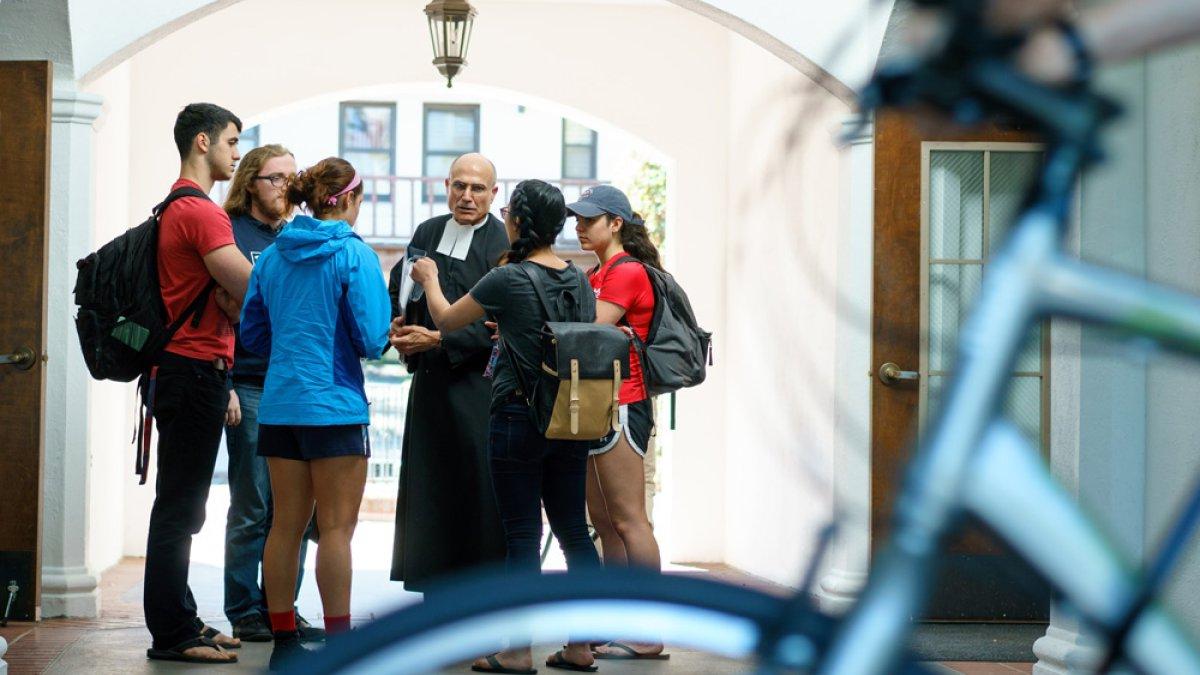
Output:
[291, 567, 932, 674]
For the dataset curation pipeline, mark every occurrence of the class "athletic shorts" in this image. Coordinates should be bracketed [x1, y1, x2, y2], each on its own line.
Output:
[257, 423, 371, 461]
[589, 398, 654, 458]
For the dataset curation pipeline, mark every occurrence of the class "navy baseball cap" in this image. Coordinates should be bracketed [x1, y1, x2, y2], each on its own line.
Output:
[566, 185, 638, 223]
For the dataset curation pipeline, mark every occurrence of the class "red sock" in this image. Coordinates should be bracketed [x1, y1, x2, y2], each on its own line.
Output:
[324, 614, 351, 635]
[269, 609, 296, 633]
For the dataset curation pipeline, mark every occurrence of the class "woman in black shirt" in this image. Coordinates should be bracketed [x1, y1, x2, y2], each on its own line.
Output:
[405, 179, 601, 673]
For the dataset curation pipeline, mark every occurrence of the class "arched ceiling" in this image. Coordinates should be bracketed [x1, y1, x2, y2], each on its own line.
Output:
[66, 0, 893, 96]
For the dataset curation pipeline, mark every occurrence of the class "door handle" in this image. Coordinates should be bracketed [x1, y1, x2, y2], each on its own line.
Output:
[0, 347, 36, 370]
[879, 362, 919, 386]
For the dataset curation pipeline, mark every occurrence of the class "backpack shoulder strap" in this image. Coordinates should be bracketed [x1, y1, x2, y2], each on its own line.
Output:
[574, 265, 595, 322]
[154, 186, 211, 218]
[517, 262, 560, 323]
[165, 279, 218, 333]
[156, 186, 219, 335]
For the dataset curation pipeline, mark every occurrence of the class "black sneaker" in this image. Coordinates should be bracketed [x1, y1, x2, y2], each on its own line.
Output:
[269, 631, 315, 672]
[296, 613, 327, 643]
[231, 613, 273, 642]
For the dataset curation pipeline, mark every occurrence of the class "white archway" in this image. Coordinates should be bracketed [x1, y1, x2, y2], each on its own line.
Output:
[10, 0, 869, 618]
[89, 0, 744, 575]
[67, 0, 890, 96]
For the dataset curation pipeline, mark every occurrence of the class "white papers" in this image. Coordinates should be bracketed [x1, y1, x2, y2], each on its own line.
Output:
[396, 247, 426, 319]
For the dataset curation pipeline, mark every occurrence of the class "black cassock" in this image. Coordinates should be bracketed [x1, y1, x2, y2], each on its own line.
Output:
[389, 213, 508, 591]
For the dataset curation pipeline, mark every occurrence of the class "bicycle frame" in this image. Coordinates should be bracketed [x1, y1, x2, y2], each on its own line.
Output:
[821, 140, 1200, 674]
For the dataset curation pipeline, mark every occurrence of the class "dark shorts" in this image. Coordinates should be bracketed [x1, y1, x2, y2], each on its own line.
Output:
[589, 398, 655, 457]
[257, 423, 371, 461]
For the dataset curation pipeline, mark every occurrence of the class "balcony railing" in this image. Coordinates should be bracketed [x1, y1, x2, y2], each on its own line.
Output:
[356, 176, 605, 247]
[215, 176, 606, 248]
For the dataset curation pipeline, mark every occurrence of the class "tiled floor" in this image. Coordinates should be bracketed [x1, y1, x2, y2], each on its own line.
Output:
[1, 491, 1037, 673]
[1, 557, 1037, 674]
[4, 621, 1035, 674]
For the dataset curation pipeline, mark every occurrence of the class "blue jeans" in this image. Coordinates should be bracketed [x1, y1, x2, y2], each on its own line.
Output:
[223, 383, 312, 623]
[488, 403, 600, 575]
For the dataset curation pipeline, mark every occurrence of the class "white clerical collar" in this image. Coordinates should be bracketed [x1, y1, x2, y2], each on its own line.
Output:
[436, 216, 490, 260]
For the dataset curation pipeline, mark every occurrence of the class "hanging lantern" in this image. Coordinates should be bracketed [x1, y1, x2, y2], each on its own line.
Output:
[424, 0, 477, 88]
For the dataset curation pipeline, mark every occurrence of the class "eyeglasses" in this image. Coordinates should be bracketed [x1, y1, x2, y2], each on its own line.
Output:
[253, 174, 290, 188]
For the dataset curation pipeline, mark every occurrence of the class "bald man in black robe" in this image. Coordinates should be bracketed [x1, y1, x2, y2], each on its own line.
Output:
[389, 154, 508, 591]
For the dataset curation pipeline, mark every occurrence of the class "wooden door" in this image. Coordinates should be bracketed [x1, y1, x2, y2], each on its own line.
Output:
[872, 110, 1051, 621]
[0, 61, 52, 622]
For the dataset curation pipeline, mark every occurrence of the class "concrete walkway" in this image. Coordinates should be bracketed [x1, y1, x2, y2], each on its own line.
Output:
[2, 486, 1034, 673]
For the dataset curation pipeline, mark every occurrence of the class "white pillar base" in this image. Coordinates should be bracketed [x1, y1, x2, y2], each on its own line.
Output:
[1032, 622, 1103, 675]
[1, 634, 8, 675]
[40, 566, 100, 618]
[816, 567, 867, 616]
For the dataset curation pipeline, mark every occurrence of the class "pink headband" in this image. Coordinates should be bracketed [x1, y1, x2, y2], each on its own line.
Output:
[327, 172, 362, 206]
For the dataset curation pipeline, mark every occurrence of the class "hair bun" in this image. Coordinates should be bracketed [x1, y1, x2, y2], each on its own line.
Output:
[286, 157, 359, 216]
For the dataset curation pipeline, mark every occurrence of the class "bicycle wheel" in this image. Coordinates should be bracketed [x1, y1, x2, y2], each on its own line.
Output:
[292, 568, 933, 674]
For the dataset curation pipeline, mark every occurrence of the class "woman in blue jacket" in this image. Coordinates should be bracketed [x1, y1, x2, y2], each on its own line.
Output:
[239, 157, 390, 668]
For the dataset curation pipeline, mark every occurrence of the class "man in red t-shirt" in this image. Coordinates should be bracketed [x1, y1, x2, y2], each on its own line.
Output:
[144, 103, 252, 666]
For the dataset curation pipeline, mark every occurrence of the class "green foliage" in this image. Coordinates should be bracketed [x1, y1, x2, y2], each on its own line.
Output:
[625, 160, 667, 248]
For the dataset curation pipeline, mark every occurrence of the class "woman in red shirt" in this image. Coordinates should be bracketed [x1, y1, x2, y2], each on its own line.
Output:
[568, 185, 669, 660]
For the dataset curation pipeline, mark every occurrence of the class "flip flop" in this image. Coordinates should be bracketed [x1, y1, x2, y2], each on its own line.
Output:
[200, 625, 241, 649]
[146, 635, 239, 664]
[591, 641, 670, 660]
[471, 653, 538, 674]
[545, 649, 598, 672]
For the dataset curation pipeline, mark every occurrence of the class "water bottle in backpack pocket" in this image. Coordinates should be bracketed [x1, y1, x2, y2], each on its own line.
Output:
[73, 186, 216, 382]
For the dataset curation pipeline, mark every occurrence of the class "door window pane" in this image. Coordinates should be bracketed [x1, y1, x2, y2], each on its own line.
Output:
[928, 263, 983, 372]
[929, 151, 984, 260]
[988, 151, 1042, 251]
[923, 146, 1046, 449]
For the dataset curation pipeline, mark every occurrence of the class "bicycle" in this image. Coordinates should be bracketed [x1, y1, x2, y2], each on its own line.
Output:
[295, 2, 1200, 672]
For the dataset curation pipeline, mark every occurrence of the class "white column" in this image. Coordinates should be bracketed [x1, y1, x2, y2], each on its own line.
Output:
[40, 86, 104, 618]
[1033, 610, 1103, 674]
[1033, 57, 1148, 672]
[816, 116, 874, 614]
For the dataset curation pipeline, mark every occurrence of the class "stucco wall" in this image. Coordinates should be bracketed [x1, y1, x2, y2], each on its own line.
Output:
[1050, 43, 1200, 640]
[1143, 42, 1200, 630]
[86, 62, 139, 572]
[721, 33, 849, 584]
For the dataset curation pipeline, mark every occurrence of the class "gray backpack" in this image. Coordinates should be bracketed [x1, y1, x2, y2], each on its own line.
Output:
[608, 257, 712, 396]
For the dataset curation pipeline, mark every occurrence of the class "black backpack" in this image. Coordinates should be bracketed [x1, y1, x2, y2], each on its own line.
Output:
[607, 256, 713, 396]
[73, 186, 216, 383]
